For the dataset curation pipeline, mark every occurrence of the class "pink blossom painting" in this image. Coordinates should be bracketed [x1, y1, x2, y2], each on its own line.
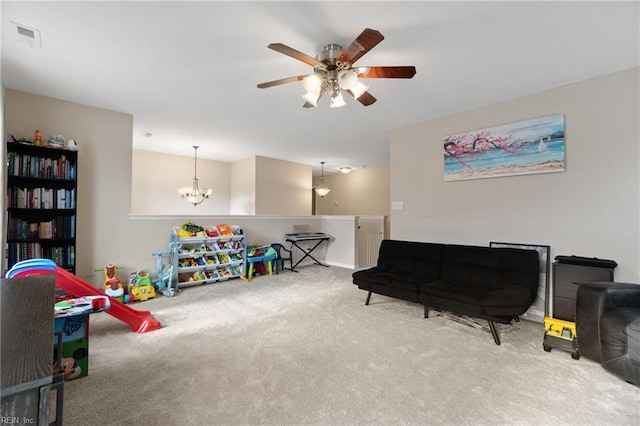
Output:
[443, 114, 565, 181]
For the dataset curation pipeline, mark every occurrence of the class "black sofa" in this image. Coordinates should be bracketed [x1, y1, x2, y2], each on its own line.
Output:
[352, 240, 540, 344]
[576, 282, 640, 386]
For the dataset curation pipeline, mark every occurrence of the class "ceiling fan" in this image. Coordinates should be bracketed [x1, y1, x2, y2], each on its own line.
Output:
[257, 28, 416, 108]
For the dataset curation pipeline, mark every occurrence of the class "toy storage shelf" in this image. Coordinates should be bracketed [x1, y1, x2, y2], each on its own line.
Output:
[5, 141, 78, 274]
[171, 228, 246, 288]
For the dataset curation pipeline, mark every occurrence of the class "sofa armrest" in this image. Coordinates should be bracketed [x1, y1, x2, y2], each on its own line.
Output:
[599, 283, 640, 311]
[576, 282, 640, 362]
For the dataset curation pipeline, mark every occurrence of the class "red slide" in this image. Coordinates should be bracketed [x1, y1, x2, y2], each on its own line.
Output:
[9, 260, 161, 333]
[54, 267, 161, 333]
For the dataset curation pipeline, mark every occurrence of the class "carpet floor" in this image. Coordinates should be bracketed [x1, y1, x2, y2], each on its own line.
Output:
[62, 266, 640, 425]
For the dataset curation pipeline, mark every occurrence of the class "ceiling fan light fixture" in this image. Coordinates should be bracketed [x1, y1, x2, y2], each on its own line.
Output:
[337, 69, 358, 90]
[351, 81, 369, 99]
[329, 91, 346, 108]
[257, 28, 416, 109]
[302, 91, 320, 106]
[302, 73, 323, 92]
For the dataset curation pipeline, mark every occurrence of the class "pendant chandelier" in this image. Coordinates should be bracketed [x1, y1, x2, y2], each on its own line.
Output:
[178, 145, 212, 206]
[314, 161, 331, 197]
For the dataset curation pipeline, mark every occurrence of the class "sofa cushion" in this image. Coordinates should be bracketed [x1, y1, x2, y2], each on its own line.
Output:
[600, 307, 640, 384]
[420, 280, 488, 302]
[495, 248, 540, 295]
[601, 307, 639, 360]
[376, 240, 444, 282]
[440, 245, 501, 289]
[419, 280, 487, 317]
[360, 270, 424, 292]
[481, 284, 534, 317]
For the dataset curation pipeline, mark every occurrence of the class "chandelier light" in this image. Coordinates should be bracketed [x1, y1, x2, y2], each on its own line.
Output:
[178, 145, 212, 206]
[315, 161, 331, 197]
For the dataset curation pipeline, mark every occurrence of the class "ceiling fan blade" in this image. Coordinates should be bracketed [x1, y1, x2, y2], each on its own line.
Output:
[356, 91, 377, 106]
[257, 75, 307, 89]
[338, 28, 384, 65]
[357, 66, 416, 79]
[267, 43, 324, 67]
[346, 90, 377, 106]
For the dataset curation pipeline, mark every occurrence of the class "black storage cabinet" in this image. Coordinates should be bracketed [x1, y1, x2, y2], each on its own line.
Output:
[551, 255, 617, 322]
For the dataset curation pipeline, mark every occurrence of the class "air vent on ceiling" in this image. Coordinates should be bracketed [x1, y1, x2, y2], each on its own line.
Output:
[11, 22, 42, 48]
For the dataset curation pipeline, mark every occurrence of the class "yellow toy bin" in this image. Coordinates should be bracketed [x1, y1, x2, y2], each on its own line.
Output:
[543, 316, 579, 360]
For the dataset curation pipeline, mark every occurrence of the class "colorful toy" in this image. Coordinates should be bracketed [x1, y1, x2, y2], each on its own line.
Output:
[151, 242, 180, 297]
[129, 269, 156, 302]
[54, 295, 110, 318]
[217, 267, 232, 277]
[206, 227, 219, 237]
[53, 295, 111, 381]
[95, 263, 127, 303]
[245, 245, 277, 281]
[6, 259, 161, 333]
[177, 220, 206, 237]
[543, 316, 579, 359]
[179, 257, 198, 268]
[216, 223, 232, 237]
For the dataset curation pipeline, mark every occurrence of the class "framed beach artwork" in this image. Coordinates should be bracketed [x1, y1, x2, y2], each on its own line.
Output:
[490, 241, 550, 323]
[444, 114, 565, 182]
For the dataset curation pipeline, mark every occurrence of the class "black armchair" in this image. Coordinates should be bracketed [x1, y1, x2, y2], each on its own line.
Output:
[271, 243, 293, 274]
[576, 282, 640, 386]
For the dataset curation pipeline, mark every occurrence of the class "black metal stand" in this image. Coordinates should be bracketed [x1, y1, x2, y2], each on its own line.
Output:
[288, 238, 330, 271]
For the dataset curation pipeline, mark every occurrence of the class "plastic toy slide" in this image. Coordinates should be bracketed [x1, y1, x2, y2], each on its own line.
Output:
[6, 259, 161, 333]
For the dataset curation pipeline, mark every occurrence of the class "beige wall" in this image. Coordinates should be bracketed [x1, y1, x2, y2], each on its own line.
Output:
[133, 153, 312, 216]
[230, 156, 256, 214]
[314, 167, 390, 236]
[132, 149, 231, 215]
[390, 67, 640, 282]
[256, 156, 312, 215]
[4, 88, 134, 282]
[314, 167, 390, 216]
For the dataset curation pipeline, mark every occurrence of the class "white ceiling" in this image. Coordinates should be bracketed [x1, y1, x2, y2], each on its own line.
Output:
[2, 1, 638, 175]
